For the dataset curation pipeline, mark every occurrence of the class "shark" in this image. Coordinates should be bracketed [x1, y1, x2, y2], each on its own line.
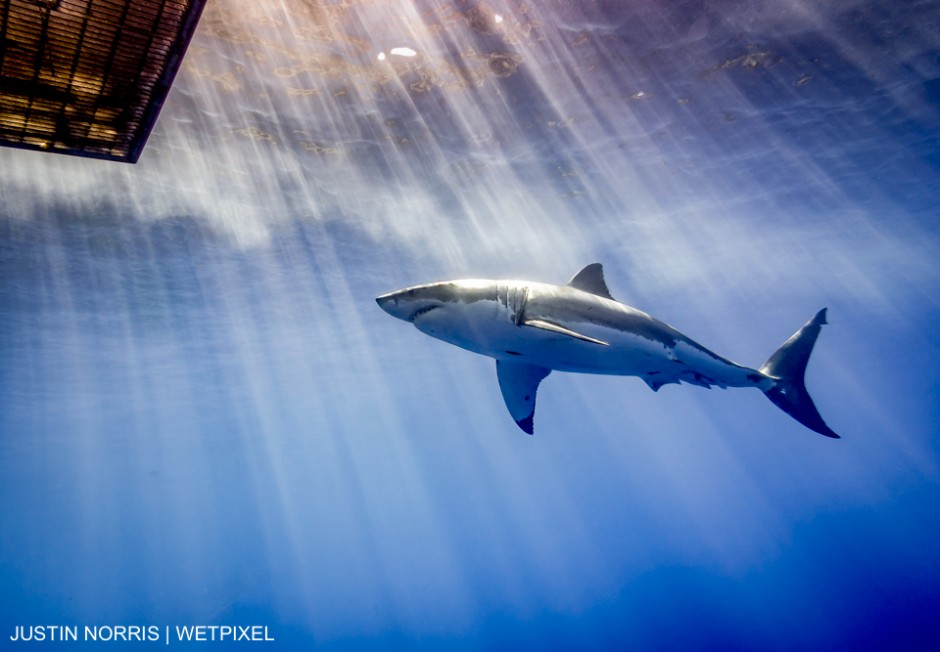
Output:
[376, 263, 839, 438]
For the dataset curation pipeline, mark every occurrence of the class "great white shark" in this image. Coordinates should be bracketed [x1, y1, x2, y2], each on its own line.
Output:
[376, 264, 839, 438]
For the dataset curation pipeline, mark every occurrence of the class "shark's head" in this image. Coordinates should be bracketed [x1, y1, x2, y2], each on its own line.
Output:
[376, 279, 505, 344]
[375, 282, 459, 324]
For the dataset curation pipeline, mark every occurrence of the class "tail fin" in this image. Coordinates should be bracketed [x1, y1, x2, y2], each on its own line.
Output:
[760, 309, 840, 438]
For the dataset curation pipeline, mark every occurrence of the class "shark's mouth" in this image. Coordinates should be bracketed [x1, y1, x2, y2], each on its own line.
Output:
[409, 305, 438, 322]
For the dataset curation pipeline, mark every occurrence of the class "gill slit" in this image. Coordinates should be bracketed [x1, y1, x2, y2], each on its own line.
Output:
[513, 286, 529, 326]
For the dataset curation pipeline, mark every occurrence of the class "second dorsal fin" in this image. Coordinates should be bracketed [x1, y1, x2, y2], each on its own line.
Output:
[566, 263, 615, 301]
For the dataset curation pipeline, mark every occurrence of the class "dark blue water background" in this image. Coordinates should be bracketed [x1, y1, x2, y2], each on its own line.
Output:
[2, 1, 939, 649]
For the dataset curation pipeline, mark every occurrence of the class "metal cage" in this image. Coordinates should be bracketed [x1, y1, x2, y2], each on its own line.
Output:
[0, 0, 206, 163]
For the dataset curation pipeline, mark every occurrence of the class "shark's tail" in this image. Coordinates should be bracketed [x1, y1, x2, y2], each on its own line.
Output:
[760, 309, 839, 438]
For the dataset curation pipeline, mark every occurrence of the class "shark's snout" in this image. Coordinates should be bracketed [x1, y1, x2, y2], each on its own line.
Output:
[376, 289, 423, 322]
[375, 293, 391, 309]
[376, 287, 444, 323]
[375, 292, 401, 318]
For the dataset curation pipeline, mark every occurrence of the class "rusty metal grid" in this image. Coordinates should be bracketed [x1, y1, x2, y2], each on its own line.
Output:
[0, 0, 205, 163]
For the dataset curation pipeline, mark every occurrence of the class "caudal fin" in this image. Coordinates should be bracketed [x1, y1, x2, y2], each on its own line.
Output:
[760, 309, 840, 438]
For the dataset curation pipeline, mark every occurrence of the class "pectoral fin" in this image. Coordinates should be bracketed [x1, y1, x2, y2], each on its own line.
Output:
[496, 360, 552, 434]
[523, 319, 609, 346]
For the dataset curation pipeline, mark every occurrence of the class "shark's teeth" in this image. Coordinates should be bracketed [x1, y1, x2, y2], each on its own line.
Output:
[409, 305, 438, 322]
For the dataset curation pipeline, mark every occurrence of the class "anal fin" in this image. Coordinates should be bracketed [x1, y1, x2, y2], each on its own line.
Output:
[645, 378, 665, 392]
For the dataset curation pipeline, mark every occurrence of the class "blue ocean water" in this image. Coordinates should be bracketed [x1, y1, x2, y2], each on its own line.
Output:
[2, 1, 939, 649]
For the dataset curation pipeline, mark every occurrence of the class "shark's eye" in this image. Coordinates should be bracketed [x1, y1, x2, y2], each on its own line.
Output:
[408, 289, 416, 297]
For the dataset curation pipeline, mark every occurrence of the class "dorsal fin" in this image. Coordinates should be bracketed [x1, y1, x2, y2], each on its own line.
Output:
[566, 263, 615, 301]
